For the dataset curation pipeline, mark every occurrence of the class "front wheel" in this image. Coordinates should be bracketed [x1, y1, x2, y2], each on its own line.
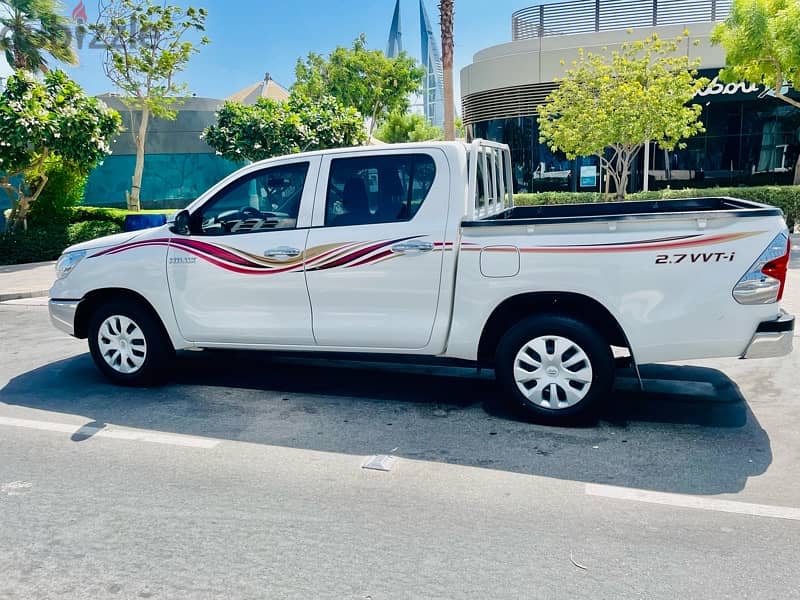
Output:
[495, 315, 614, 425]
[87, 299, 174, 386]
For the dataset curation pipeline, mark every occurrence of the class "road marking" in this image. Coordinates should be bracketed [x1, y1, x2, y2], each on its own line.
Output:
[0, 416, 220, 449]
[586, 483, 800, 521]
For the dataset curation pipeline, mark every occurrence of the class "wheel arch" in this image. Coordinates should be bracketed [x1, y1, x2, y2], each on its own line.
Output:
[74, 288, 174, 347]
[477, 291, 631, 366]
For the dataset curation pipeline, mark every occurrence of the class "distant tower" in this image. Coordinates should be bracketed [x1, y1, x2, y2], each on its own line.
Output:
[386, 0, 403, 58]
[419, 0, 445, 128]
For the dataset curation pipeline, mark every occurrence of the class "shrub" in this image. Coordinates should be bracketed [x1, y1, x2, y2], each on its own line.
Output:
[67, 221, 122, 245]
[514, 186, 800, 229]
[0, 220, 122, 266]
[26, 159, 88, 228]
[68, 206, 130, 227]
[0, 226, 69, 265]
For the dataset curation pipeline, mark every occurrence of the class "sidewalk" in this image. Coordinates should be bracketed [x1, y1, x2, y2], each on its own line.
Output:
[0, 262, 56, 302]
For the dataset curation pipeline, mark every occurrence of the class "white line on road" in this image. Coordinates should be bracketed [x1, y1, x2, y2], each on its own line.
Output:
[586, 483, 800, 521]
[0, 416, 220, 449]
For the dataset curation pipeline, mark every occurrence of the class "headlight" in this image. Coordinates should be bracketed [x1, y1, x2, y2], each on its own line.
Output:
[55, 250, 88, 279]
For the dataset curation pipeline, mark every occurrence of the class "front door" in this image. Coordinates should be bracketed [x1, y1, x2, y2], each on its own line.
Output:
[167, 158, 319, 345]
[304, 149, 450, 349]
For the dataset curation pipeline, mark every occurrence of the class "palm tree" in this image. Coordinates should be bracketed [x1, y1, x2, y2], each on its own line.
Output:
[439, 0, 455, 140]
[0, 0, 77, 73]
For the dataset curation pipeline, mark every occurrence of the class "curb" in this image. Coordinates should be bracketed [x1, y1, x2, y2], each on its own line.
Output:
[0, 290, 49, 302]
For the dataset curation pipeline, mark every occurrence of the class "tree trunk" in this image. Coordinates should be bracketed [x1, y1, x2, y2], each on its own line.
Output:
[616, 159, 629, 201]
[129, 106, 150, 212]
[439, 0, 455, 141]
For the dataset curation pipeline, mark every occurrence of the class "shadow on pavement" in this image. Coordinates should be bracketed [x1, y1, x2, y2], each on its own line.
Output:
[1, 350, 771, 495]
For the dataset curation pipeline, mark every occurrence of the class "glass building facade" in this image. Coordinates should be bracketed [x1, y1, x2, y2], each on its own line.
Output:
[471, 69, 800, 194]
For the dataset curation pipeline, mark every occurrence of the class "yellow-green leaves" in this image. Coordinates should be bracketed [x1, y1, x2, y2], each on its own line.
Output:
[712, 0, 800, 108]
[538, 33, 707, 199]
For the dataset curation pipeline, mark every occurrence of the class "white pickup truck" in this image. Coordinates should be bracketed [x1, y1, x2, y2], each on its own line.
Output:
[49, 140, 794, 424]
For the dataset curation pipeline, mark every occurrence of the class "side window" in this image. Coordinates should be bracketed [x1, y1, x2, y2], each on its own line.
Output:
[194, 162, 309, 235]
[325, 154, 436, 227]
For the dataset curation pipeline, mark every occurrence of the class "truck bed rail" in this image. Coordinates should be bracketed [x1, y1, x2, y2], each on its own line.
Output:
[461, 196, 784, 227]
[466, 139, 514, 221]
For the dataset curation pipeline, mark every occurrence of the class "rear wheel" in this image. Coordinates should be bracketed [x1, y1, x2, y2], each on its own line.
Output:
[495, 315, 614, 425]
[87, 299, 174, 386]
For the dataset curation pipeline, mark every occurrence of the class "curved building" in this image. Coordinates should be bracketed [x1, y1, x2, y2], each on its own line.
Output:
[460, 0, 800, 193]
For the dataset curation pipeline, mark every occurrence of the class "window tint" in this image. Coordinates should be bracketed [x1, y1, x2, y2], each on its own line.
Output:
[194, 162, 309, 235]
[325, 154, 436, 227]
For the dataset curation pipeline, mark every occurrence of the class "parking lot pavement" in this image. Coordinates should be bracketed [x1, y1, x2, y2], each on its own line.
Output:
[0, 267, 798, 598]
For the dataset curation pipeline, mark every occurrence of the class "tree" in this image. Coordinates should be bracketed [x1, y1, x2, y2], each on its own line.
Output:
[439, 0, 455, 141]
[0, 70, 121, 229]
[89, 0, 209, 211]
[293, 34, 424, 137]
[537, 33, 708, 200]
[711, 0, 800, 183]
[376, 111, 442, 143]
[0, 0, 77, 73]
[203, 93, 367, 164]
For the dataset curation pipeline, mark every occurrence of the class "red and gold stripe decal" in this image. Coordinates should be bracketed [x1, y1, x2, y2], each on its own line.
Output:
[89, 231, 759, 275]
[90, 237, 444, 275]
[461, 231, 762, 254]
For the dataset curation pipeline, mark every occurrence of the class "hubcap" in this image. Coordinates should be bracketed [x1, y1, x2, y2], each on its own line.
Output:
[97, 315, 147, 374]
[513, 335, 593, 410]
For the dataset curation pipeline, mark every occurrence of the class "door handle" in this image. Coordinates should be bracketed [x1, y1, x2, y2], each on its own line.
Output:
[391, 240, 435, 255]
[264, 246, 301, 261]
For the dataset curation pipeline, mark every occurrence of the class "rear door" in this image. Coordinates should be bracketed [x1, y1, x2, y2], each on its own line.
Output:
[304, 148, 450, 349]
[167, 157, 319, 345]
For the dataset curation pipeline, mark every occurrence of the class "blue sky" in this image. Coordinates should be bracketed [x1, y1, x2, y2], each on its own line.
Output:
[2, 0, 543, 103]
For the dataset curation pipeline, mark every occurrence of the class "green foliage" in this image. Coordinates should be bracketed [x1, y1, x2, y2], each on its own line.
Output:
[514, 186, 800, 228]
[203, 93, 368, 163]
[68, 206, 174, 227]
[69, 206, 131, 227]
[712, 0, 800, 109]
[89, 0, 209, 118]
[0, 203, 180, 264]
[538, 33, 709, 200]
[0, 220, 123, 265]
[0, 70, 121, 226]
[375, 111, 443, 143]
[89, 0, 209, 209]
[26, 158, 88, 228]
[0, 0, 77, 73]
[67, 220, 122, 244]
[293, 34, 424, 134]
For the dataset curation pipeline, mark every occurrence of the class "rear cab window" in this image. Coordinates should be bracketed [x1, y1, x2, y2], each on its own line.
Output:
[325, 154, 436, 227]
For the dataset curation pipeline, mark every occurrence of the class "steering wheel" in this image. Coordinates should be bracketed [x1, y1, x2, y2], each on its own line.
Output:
[239, 206, 262, 219]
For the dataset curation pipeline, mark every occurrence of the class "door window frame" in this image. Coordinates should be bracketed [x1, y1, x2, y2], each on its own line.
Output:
[182, 155, 322, 235]
[311, 148, 445, 228]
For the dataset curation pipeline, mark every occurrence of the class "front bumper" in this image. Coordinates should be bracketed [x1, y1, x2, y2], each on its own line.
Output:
[742, 311, 795, 359]
[49, 299, 81, 337]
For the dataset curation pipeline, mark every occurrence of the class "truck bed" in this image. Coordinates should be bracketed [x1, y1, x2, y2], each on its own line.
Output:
[462, 197, 783, 227]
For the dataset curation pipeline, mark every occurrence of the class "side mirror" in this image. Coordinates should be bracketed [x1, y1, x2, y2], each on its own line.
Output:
[171, 209, 191, 235]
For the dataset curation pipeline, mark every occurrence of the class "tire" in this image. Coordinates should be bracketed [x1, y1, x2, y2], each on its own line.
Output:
[87, 298, 174, 386]
[495, 314, 614, 426]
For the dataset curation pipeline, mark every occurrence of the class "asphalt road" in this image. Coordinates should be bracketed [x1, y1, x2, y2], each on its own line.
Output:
[1, 261, 798, 599]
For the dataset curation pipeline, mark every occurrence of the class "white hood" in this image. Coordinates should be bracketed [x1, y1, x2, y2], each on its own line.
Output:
[63, 226, 167, 254]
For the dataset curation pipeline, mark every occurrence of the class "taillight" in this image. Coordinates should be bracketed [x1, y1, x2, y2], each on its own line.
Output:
[733, 231, 791, 304]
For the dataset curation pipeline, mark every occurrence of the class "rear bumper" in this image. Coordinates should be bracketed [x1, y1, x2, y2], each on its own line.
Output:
[742, 311, 795, 359]
[49, 299, 80, 337]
